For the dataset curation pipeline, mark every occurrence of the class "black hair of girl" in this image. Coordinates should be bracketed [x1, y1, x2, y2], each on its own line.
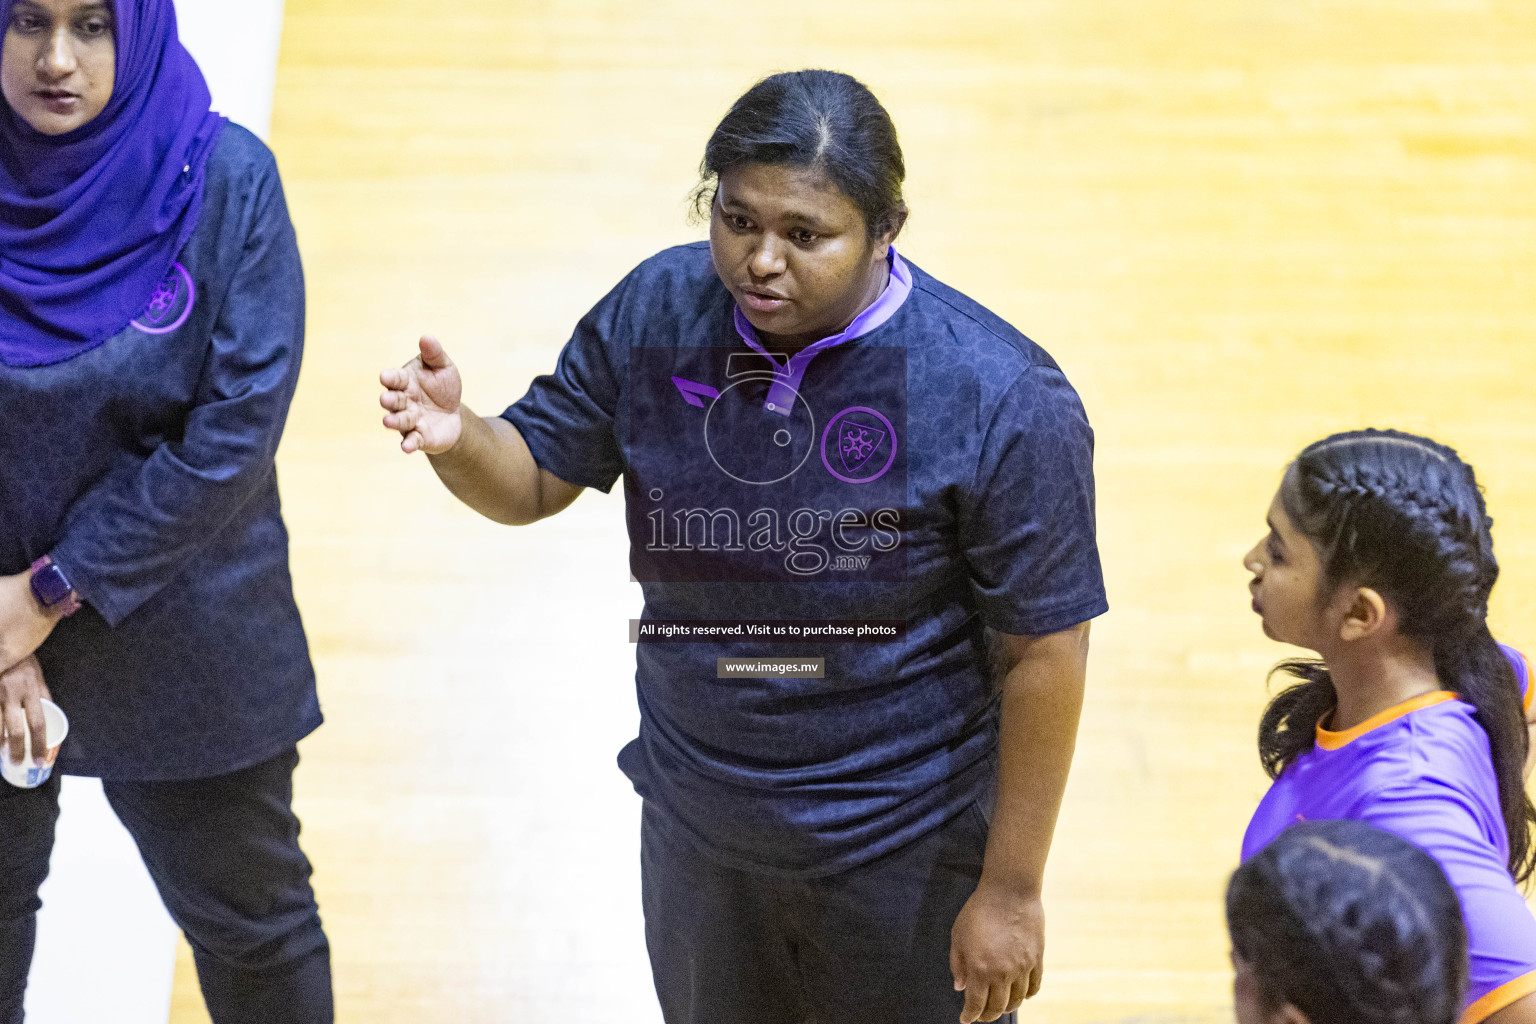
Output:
[693, 69, 906, 240]
[1228, 819, 1468, 1024]
[1258, 427, 1536, 882]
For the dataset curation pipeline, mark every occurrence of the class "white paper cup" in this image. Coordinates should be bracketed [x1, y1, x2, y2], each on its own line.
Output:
[1, 699, 68, 789]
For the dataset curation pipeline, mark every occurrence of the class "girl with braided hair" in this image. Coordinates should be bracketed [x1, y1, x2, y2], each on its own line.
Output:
[1228, 819, 1468, 1024]
[1241, 428, 1536, 1024]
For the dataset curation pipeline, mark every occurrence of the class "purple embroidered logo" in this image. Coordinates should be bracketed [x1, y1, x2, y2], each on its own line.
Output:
[821, 407, 897, 484]
[629, 347, 907, 582]
[131, 263, 195, 335]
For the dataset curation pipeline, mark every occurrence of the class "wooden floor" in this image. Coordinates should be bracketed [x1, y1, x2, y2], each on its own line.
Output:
[171, 1, 1536, 1021]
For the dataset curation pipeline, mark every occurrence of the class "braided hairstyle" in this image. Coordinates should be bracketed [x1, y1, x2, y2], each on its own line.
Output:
[1258, 428, 1536, 882]
[1228, 819, 1468, 1024]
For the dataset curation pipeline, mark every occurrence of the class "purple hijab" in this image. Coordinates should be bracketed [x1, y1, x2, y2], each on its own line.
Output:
[0, 0, 225, 367]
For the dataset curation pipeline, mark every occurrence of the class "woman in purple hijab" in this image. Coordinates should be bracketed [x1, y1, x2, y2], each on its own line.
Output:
[0, 2, 330, 1021]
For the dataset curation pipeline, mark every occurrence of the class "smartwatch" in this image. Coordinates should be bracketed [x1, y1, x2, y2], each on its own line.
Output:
[29, 556, 82, 617]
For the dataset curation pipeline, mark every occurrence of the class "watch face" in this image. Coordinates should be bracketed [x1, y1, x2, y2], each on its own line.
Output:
[32, 564, 73, 607]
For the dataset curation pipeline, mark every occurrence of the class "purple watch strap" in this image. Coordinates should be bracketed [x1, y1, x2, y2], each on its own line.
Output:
[30, 556, 82, 617]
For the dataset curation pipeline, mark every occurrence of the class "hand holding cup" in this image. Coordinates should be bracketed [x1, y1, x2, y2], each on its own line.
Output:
[0, 655, 67, 788]
[1, 654, 49, 767]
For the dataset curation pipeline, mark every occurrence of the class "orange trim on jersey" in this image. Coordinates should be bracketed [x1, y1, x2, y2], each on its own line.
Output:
[1315, 691, 1458, 751]
[1460, 969, 1536, 1024]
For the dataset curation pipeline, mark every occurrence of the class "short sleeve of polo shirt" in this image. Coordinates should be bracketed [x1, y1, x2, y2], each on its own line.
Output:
[959, 363, 1108, 636]
[1363, 786, 1536, 1020]
[500, 275, 631, 493]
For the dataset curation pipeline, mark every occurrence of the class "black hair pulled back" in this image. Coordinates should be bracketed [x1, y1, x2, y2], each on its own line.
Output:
[694, 69, 906, 240]
[1228, 819, 1468, 1024]
[1258, 428, 1536, 882]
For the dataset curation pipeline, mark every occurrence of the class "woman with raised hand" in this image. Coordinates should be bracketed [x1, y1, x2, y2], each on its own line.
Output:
[0, 1, 329, 1021]
[382, 70, 1106, 1024]
[1242, 429, 1536, 1024]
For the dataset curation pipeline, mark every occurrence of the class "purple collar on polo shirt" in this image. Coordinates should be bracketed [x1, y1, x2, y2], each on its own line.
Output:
[732, 248, 913, 416]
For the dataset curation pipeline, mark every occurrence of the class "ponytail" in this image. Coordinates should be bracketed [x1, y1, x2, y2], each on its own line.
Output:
[1435, 622, 1534, 881]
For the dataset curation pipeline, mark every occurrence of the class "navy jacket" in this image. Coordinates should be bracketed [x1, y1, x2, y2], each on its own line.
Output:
[0, 124, 320, 779]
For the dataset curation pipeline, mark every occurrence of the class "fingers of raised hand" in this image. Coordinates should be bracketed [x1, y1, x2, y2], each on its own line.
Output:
[382, 358, 421, 387]
[382, 402, 420, 434]
[382, 350, 433, 391]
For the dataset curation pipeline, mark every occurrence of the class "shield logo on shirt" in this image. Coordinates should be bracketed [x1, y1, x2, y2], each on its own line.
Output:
[822, 407, 897, 484]
[628, 346, 908, 581]
[131, 263, 195, 335]
[838, 422, 886, 475]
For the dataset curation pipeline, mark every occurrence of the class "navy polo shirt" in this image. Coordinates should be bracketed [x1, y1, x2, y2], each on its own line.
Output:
[504, 242, 1106, 876]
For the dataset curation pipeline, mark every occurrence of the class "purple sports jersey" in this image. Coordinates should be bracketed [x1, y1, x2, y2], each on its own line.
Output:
[1243, 644, 1536, 1023]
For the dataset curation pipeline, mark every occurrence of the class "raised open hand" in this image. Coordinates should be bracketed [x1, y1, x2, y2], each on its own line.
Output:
[379, 336, 465, 454]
